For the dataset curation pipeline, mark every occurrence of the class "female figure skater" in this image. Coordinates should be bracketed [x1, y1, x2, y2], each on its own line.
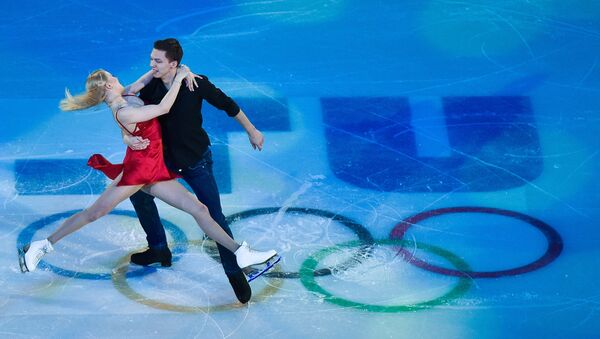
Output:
[19, 67, 279, 278]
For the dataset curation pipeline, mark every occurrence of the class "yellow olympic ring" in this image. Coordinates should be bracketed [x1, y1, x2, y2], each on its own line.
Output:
[111, 240, 284, 313]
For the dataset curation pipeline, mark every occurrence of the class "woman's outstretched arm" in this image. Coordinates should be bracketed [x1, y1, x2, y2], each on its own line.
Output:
[118, 66, 190, 124]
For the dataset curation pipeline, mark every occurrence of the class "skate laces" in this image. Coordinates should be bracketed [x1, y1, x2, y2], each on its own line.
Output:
[243, 243, 262, 256]
[34, 247, 47, 261]
[31, 241, 52, 263]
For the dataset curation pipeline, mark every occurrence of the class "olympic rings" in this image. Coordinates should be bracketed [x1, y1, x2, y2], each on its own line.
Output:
[16, 210, 189, 280]
[205, 207, 375, 279]
[111, 240, 284, 313]
[390, 206, 563, 278]
[300, 239, 472, 313]
[16, 205, 563, 313]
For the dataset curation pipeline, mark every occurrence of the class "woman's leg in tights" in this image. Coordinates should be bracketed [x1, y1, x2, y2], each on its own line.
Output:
[47, 174, 143, 245]
[142, 180, 240, 253]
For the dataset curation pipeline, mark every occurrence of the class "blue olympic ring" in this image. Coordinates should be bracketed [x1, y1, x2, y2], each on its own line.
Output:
[16, 209, 188, 280]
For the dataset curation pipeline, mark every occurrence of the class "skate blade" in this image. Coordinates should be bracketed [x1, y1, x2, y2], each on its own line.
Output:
[17, 245, 29, 273]
[247, 255, 281, 282]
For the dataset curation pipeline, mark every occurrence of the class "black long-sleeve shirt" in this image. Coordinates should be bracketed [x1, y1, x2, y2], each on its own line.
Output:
[139, 75, 240, 169]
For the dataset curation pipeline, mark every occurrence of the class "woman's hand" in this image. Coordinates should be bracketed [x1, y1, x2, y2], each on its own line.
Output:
[175, 64, 201, 91]
[175, 64, 191, 83]
[123, 134, 150, 151]
[184, 71, 201, 91]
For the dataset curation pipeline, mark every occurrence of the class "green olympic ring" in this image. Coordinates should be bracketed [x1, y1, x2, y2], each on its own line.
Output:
[300, 239, 472, 313]
[111, 240, 284, 313]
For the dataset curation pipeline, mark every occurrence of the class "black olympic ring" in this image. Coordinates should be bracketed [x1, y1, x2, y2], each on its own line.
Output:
[202, 207, 375, 279]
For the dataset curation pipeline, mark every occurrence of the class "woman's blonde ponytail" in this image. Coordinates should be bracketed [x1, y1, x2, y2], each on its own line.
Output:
[59, 70, 109, 111]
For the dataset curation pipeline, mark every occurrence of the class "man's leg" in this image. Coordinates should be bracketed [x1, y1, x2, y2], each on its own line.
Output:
[129, 190, 172, 266]
[181, 148, 251, 303]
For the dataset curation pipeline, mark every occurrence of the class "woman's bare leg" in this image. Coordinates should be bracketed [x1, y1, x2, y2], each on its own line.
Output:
[143, 180, 240, 253]
[47, 174, 143, 244]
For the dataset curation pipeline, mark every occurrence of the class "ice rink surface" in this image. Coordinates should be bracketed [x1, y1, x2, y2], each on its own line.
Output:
[1, 1, 599, 338]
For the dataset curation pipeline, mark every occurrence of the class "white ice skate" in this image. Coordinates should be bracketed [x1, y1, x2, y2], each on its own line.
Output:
[18, 239, 54, 273]
[234, 241, 281, 282]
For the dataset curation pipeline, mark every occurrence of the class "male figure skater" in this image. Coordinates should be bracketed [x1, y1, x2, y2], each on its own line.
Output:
[125, 38, 264, 304]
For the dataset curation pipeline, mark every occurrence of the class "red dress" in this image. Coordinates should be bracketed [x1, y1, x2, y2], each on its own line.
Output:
[87, 102, 179, 186]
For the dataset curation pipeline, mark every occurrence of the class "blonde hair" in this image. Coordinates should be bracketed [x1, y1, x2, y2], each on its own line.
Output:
[59, 69, 110, 111]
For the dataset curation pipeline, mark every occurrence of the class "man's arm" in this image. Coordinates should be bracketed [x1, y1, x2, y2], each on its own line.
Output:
[200, 77, 264, 151]
[233, 109, 264, 151]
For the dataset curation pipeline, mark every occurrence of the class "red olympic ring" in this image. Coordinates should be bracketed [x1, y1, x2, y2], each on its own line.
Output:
[390, 206, 563, 278]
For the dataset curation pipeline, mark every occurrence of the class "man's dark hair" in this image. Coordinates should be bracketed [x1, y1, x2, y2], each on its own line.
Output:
[154, 38, 183, 66]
